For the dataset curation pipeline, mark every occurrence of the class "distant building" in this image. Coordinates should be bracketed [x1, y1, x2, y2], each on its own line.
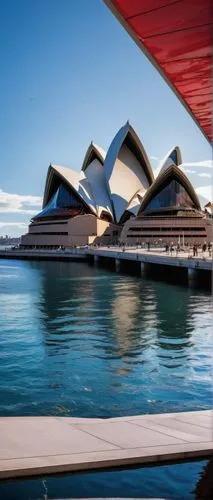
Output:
[21, 124, 212, 248]
[0, 236, 20, 246]
[21, 122, 153, 248]
[121, 149, 212, 245]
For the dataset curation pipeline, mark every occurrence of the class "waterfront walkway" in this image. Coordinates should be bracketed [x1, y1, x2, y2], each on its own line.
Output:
[0, 247, 85, 261]
[88, 246, 212, 270]
[0, 410, 212, 479]
[0, 246, 212, 287]
[0, 246, 212, 269]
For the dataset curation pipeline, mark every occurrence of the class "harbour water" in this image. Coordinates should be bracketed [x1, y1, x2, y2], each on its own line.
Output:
[0, 260, 212, 499]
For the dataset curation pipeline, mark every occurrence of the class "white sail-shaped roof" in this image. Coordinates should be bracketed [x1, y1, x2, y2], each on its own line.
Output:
[139, 164, 201, 215]
[78, 172, 98, 215]
[126, 188, 147, 216]
[84, 159, 114, 219]
[104, 122, 153, 223]
[82, 142, 106, 171]
[40, 130, 187, 225]
[156, 146, 182, 177]
[43, 164, 97, 215]
[43, 164, 79, 208]
[81, 143, 114, 219]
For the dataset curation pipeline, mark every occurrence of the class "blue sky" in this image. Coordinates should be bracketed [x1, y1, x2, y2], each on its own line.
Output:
[0, 0, 212, 236]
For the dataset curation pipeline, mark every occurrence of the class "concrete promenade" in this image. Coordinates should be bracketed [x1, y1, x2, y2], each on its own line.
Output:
[0, 246, 212, 287]
[87, 246, 212, 271]
[0, 248, 86, 261]
[0, 410, 212, 479]
[0, 246, 212, 270]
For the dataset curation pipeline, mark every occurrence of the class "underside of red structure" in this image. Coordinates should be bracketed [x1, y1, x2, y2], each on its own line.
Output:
[104, 0, 212, 144]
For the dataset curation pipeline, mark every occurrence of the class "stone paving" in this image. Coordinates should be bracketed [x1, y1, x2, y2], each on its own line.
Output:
[88, 246, 212, 272]
[0, 410, 212, 479]
[94, 245, 213, 261]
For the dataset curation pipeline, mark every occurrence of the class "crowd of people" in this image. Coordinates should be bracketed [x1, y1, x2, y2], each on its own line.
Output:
[163, 241, 212, 258]
[104, 241, 212, 258]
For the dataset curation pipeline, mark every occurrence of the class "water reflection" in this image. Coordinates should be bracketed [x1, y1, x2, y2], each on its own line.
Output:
[111, 280, 157, 357]
[36, 261, 196, 362]
[0, 260, 212, 418]
[0, 260, 212, 500]
[194, 458, 213, 499]
[0, 459, 209, 500]
[44, 266, 195, 375]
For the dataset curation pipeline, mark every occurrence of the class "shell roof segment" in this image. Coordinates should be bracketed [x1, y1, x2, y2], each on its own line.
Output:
[81, 143, 114, 219]
[83, 158, 114, 220]
[139, 164, 201, 215]
[82, 142, 106, 171]
[40, 128, 198, 226]
[126, 188, 147, 216]
[104, 122, 154, 223]
[43, 164, 79, 208]
[156, 146, 182, 177]
[43, 164, 97, 215]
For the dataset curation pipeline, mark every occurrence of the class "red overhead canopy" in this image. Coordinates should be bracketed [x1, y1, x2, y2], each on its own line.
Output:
[104, 0, 212, 144]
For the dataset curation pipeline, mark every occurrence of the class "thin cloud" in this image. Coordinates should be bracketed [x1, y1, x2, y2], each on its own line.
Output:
[181, 168, 196, 174]
[0, 222, 28, 228]
[181, 160, 213, 169]
[154, 159, 212, 180]
[197, 173, 212, 178]
[0, 189, 42, 214]
[196, 185, 213, 204]
[0, 221, 28, 237]
[150, 156, 159, 161]
[180, 168, 212, 178]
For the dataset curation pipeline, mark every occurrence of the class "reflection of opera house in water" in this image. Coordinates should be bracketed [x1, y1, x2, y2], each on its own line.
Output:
[21, 122, 212, 248]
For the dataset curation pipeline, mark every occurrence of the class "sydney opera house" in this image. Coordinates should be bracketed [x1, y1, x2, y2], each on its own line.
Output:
[21, 122, 211, 248]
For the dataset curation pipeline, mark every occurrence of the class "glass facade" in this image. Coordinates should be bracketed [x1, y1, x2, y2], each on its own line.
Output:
[33, 183, 86, 221]
[143, 179, 195, 213]
[170, 150, 177, 164]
